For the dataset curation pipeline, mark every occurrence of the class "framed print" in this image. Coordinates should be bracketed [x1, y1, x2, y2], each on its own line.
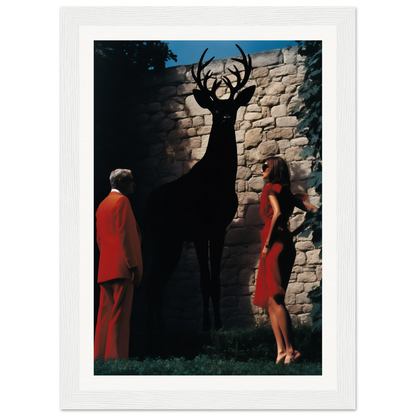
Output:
[60, 6, 356, 409]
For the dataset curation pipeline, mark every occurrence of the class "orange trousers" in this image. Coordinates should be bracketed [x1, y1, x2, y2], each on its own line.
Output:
[94, 278, 134, 360]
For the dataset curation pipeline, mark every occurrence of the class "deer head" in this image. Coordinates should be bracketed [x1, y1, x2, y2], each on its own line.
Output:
[192, 44, 255, 127]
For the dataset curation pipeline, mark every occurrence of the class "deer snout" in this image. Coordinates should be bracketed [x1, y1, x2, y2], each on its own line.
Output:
[221, 114, 232, 124]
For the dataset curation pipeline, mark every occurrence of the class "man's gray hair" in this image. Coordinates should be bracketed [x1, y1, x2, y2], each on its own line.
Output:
[109, 169, 131, 188]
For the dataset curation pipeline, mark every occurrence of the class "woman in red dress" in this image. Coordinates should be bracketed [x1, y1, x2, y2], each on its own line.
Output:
[253, 157, 318, 364]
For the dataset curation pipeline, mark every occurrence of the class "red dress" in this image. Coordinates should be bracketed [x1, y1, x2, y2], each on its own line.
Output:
[253, 183, 302, 309]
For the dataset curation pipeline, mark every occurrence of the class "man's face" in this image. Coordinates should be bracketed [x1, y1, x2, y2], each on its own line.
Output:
[119, 171, 135, 195]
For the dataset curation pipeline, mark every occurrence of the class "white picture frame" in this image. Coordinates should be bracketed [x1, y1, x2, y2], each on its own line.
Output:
[60, 6, 356, 409]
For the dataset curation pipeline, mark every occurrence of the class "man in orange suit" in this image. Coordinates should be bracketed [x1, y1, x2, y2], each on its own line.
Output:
[94, 168, 143, 360]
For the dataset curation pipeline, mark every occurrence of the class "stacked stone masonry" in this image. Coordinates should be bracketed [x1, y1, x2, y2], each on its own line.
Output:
[129, 47, 321, 332]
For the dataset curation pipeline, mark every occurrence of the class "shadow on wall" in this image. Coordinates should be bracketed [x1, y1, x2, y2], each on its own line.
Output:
[129, 62, 263, 334]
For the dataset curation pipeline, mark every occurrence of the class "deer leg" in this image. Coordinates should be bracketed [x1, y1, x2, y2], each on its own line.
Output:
[194, 239, 211, 331]
[146, 238, 183, 332]
[146, 278, 155, 333]
[209, 234, 225, 330]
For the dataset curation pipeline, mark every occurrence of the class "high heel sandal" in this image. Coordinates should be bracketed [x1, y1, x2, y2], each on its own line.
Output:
[284, 350, 301, 364]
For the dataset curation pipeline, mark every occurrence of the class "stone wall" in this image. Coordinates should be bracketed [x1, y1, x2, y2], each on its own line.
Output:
[128, 47, 321, 332]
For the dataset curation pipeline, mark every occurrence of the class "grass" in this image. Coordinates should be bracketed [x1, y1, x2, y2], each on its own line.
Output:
[94, 324, 322, 376]
[94, 356, 321, 375]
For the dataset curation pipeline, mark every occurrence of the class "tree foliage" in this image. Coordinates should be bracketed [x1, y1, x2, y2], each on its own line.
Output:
[95, 41, 177, 80]
[93, 40, 177, 164]
[292, 41, 322, 332]
[294, 40, 322, 245]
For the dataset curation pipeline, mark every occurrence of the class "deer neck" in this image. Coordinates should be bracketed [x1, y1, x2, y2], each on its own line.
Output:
[201, 123, 238, 189]
[205, 122, 237, 158]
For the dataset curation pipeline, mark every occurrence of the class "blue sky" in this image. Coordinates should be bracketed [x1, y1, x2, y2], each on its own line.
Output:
[162, 40, 295, 67]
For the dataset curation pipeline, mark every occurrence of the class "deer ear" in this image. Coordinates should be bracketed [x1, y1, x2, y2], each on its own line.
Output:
[235, 85, 256, 107]
[193, 89, 213, 109]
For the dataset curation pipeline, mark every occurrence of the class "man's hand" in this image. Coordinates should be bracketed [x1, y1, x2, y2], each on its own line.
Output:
[130, 266, 142, 287]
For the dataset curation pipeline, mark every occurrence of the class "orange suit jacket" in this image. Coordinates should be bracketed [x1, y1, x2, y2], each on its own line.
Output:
[96, 191, 143, 283]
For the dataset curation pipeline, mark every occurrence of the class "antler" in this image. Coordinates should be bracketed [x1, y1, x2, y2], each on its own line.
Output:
[192, 48, 222, 100]
[222, 44, 252, 100]
[192, 45, 252, 101]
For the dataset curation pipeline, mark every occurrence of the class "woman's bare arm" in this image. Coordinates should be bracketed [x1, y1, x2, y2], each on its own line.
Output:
[293, 193, 318, 213]
[290, 194, 320, 237]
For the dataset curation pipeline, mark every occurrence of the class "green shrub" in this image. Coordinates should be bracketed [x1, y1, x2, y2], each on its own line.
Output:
[307, 285, 323, 333]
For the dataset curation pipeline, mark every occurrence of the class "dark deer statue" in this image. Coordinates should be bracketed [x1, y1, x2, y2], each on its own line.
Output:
[146, 45, 255, 332]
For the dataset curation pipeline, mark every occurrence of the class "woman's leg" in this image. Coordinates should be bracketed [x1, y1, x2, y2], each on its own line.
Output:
[271, 241, 300, 363]
[268, 297, 286, 363]
[270, 297, 297, 360]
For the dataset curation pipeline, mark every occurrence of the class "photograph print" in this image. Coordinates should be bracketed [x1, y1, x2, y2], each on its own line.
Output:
[93, 39, 323, 376]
